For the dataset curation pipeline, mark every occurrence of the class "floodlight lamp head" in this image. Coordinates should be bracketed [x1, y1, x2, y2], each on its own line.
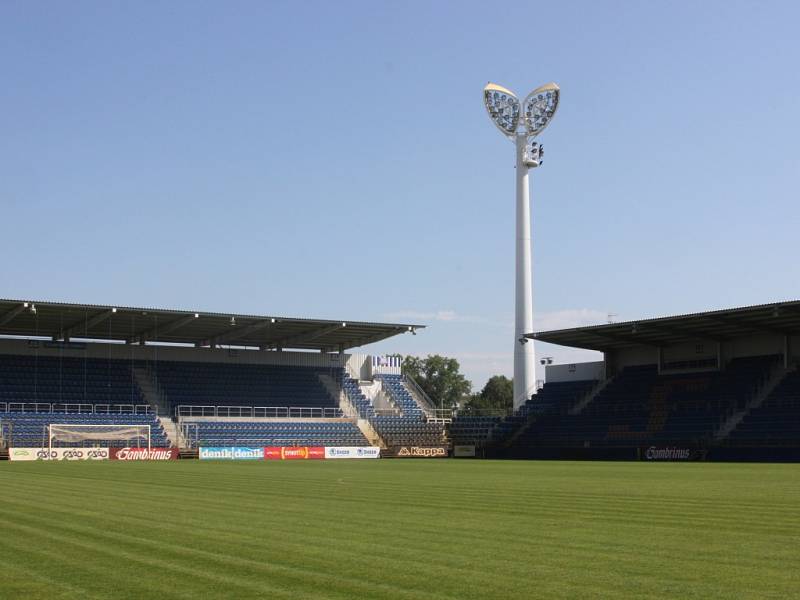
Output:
[523, 82, 560, 137]
[483, 83, 520, 140]
[484, 81, 560, 140]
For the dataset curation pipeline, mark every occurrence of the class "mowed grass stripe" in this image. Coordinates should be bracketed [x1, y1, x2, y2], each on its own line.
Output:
[1, 461, 798, 599]
[13, 471, 792, 587]
[0, 503, 464, 600]
[10, 464, 795, 540]
[0, 513, 326, 600]
[3, 462, 796, 596]
[6, 474, 795, 546]
[1, 490, 663, 599]
[0, 482, 472, 597]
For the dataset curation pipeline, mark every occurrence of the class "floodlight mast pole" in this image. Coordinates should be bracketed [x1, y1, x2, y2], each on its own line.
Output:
[483, 81, 559, 410]
[514, 133, 536, 410]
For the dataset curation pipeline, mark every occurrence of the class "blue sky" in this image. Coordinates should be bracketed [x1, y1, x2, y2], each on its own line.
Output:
[2, 1, 799, 390]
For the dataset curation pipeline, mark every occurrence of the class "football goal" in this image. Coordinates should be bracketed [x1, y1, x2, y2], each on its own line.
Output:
[48, 424, 151, 451]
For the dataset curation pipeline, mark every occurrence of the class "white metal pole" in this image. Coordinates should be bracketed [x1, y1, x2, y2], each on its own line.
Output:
[514, 134, 536, 409]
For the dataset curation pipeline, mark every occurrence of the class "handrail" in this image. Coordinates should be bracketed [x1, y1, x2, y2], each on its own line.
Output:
[175, 404, 346, 419]
[137, 363, 170, 414]
[452, 408, 511, 417]
[51, 403, 94, 414]
[401, 373, 438, 412]
[1, 402, 152, 415]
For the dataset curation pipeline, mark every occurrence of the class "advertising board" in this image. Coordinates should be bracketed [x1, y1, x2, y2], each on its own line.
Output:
[264, 446, 325, 460]
[381, 446, 449, 458]
[199, 447, 263, 460]
[324, 446, 380, 459]
[8, 447, 109, 461]
[453, 445, 476, 458]
[109, 447, 179, 460]
[641, 446, 707, 461]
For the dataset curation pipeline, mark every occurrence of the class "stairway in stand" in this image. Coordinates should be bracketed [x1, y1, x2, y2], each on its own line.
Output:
[157, 416, 184, 448]
[132, 365, 170, 415]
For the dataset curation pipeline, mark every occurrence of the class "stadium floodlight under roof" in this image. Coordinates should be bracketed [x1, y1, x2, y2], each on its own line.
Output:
[483, 81, 560, 409]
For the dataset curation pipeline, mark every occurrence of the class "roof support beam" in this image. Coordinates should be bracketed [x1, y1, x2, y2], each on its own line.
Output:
[271, 323, 347, 350]
[205, 319, 274, 347]
[55, 308, 117, 341]
[0, 302, 30, 327]
[129, 313, 199, 344]
[338, 328, 405, 350]
[775, 304, 800, 317]
[705, 314, 797, 337]
[586, 330, 661, 348]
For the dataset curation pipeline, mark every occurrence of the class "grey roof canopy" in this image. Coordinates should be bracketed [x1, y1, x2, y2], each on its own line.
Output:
[0, 299, 423, 351]
[529, 301, 800, 352]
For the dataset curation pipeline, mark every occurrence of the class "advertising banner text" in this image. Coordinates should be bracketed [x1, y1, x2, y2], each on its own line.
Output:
[199, 447, 263, 460]
[110, 447, 179, 460]
[324, 446, 380, 459]
[8, 447, 109, 461]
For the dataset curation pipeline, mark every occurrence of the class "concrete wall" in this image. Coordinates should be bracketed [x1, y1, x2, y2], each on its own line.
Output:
[661, 341, 717, 363]
[610, 346, 659, 372]
[561, 330, 795, 379]
[723, 333, 784, 361]
[545, 361, 604, 383]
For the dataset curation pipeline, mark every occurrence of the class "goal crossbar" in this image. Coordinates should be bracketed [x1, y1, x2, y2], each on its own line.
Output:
[48, 424, 151, 451]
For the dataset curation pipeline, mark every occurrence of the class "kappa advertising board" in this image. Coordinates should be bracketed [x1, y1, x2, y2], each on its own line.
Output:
[324, 446, 380, 459]
[264, 446, 325, 460]
[199, 447, 263, 460]
[382, 446, 449, 458]
[8, 447, 109, 461]
[110, 447, 179, 461]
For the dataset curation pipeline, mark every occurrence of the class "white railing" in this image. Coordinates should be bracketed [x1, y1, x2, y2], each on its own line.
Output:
[94, 404, 153, 415]
[2, 403, 152, 415]
[453, 408, 510, 417]
[50, 403, 94, 414]
[426, 408, 454, 423]
[176, 405, 345, 419]
[402, 374, 439, 414]
[6, 402, 53, 413]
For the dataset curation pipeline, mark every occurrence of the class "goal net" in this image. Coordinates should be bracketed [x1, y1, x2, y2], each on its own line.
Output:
[48, 424, 151, 450]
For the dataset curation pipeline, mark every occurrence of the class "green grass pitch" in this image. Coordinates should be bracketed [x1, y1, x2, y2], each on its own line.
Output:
[1, 460, 798, 599]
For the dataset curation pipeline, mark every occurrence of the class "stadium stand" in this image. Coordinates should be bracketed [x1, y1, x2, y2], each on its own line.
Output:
[455, 380, 597, 447]
[188, 420, 369, 447]
[3, 298, 799, 461]
[0, 351, 446, 450]
[2, 412, 169, 448]
[0, 352, 169, 448]
[447, 415, 502, 445]
[0, 299, 429, 453]
[154, 362, 334, 411]
[377, 374, 427, 419]
[725, 369, 800, 447]
[340, 372, 447, 447]
[490, 301, 800, 461]
[504, 355, 779, 450]
[0, 354, 144, 406]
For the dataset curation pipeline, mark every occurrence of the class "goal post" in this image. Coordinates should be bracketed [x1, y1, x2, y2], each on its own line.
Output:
[48, 424, 151, 451]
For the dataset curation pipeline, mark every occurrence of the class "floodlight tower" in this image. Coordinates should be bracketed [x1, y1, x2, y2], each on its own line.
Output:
[483, 81, 560, 409]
